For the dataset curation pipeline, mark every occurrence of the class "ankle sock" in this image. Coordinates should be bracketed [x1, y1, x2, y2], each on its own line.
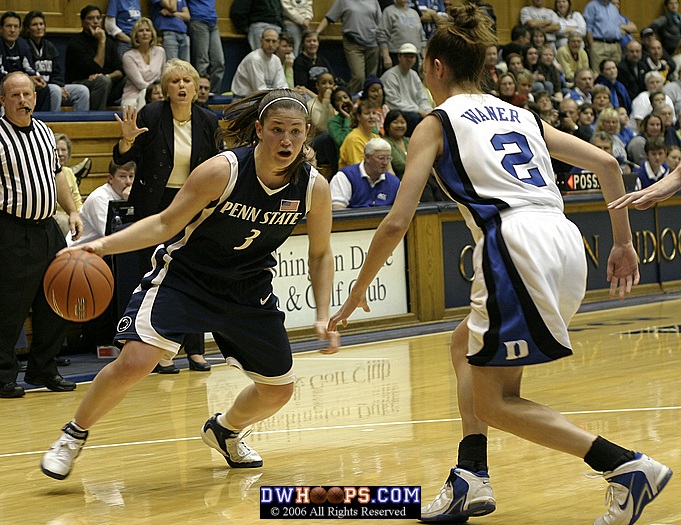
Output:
[584, 436, 635, 472]
[457, 434, 489, 473]
[216, 414, 240, 437]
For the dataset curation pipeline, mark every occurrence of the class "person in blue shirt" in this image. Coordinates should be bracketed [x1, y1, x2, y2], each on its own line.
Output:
[330, 137, 400, 209]
[150, 0, 190, 62]
[105, 0, 142, 57]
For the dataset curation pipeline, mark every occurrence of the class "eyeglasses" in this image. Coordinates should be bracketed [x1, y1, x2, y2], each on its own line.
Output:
[372, 155, 392, 162]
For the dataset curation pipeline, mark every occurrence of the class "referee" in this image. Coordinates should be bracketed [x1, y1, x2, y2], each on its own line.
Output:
[0, 71, 83, 398]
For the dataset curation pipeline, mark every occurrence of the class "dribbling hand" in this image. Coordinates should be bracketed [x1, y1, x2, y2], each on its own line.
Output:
[327, 292, 371, 333]
[315, 320, 340, 354]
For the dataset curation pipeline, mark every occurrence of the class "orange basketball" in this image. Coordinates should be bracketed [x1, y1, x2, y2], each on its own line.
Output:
[326, 486, 344, 504]
[43, 250, 114, 322]
[310, 486, 327, 504]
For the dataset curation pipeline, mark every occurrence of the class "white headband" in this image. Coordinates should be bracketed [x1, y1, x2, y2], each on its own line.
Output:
[258, 96, 309, 121]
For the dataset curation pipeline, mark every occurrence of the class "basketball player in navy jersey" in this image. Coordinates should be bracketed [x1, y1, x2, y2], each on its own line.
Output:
[329, 5, 671, 525]
[41, 89, 339, 480]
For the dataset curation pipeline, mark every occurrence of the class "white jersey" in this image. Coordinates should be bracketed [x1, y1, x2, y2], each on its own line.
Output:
[433, 93, 563, 243]
[432, 94, 587, 367]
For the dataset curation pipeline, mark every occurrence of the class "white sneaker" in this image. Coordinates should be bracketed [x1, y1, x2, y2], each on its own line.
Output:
[201, 413, 263, 468]
[41, 422, 88, 480]
[421, 468, 496, 522]
[594, 453, 672, 525]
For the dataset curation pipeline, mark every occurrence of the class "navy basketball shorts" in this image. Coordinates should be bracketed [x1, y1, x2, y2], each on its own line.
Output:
[467, 209, 587, 367]
[114, 263, 294, 385]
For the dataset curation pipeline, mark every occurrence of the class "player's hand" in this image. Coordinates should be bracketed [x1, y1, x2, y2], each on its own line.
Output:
[315, 319, 340, 354]
[57, 240, 105, 258]
[608, 181, 678, 210]
[606, 242, 639, 300]
[115, 105, 149, 143]
[328, 292, 370, 332]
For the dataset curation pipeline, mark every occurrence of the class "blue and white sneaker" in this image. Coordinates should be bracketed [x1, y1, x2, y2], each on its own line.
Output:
[421, 468, 496, 523]
[593, 453, 672, 525]
[201, 413, 263, 468]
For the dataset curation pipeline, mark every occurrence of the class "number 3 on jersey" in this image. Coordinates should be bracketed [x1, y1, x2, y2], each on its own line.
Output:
[491, 132, 546, 187]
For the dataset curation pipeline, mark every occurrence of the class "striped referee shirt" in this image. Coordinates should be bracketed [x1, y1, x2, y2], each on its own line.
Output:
[0, 115, 61, 220]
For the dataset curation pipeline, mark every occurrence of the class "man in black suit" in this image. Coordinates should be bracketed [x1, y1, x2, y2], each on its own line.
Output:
[617, 39, 649, 101]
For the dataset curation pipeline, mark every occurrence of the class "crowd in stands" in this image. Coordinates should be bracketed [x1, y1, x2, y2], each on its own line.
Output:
[4, 0, 681, 198]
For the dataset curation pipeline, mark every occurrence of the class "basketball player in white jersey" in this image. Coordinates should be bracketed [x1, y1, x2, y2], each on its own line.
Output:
[329, 5, 671, 525]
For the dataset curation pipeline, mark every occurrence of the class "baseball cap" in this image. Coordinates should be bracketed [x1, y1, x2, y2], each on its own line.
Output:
[641, 28, 655, 38]
[398, 43, 419, 55]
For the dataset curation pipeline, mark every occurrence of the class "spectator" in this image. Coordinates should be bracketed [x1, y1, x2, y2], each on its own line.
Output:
[583, 0, 623, 69]
[576, 102, 596, 139]
[145, 81, 164, 104]
[633, 136, 669, 189]
[530, 26, 549, 50]
[566, 67, 594, 105]
[554, 0, 586, 49]
[150, 0, 190, 62]
[274, 32, 296, 89]
[506, 53, 525, 77]
[616, 105, 634, 145]
[281, 0, 313, 56]
[114, 58, 217, 372]
[412, 0, 447, 41]
[496, 72, 528, 107]
[65, 5, 125, 111]
[378, 0, 427, 74]
[0, 72, 83, 398]
[651, 0, 681, 57]
[663, 70, 681, 115]
[327, 86, 354, 153]
[105, 0, 141, 57]
[187, 0, 225, 93]
[499, 24, 531, 63]
[482, 44, 502, 93]
[523, 45, 552, 92]
[381, 43, 431, 135]
[22, 11, 90, 112]
[53, 133, 84, 236]
[231, 28, 288, 99]
[645, 37, 676, 82]
[556, 31, 589, 83]
[339, 99, 380, 168]
[629, 72, 674, 131]
[618, 40, 648, 101]
[591, 84, 612, 117]
[316, 0, 382, 95]
[75, 160, 135, 245]
[230, 0, 283, 52]
[0, 12, 50, 111]
[653, 103, 681, 147]
[121, 18, 166, 109]
[627, 113, 664, 165]
[550, 97, 581, 172]
[535, 89, 559, 125]
[330, 137, 400, 209]
[293, 30, 334, 94]
[595, 106, 627, 166]
[307, 71, 336, 134]
[382, 109, 409, 178]
[516, 70, 536, 100]
[537, 44, 564, 99]
[610, 0, 637, 51]
[520, 0, 560, 49]
[195, 74, 211, 107]
[666, 144, 681, 170]
[595, 58, 631, 112]
[360, 75, 389, 133]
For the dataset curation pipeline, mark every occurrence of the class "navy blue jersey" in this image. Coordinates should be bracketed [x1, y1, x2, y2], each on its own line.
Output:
[162, 147, 317, 285]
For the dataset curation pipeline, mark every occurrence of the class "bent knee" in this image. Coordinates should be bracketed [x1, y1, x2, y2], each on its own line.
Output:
[256, 382, 294, 404]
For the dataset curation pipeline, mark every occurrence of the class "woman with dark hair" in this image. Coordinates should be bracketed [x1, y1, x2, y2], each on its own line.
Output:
[627, 113, 664, 165]
[293, 29, 335, 94]
[41, 88, 339, 480]
[329, 4, 669, 524]
[114, 58, 219, 373]
[327, 86, 354, 154]
[651, 0, 681, 56]
[382, 109, 409, 178]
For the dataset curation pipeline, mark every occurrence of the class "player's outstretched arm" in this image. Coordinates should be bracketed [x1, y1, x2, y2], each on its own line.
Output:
[58, 155, 230, 258]
[306, 174, 340, 354]
[543, 123, 639, 298]
[608, 168, 681, 210]
[328, 115, 441, 332]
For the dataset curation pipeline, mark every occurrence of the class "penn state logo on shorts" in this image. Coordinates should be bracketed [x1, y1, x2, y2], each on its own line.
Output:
[117, 316, 133, 332]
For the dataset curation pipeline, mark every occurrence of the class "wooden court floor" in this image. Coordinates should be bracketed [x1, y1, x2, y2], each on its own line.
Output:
[1, 298, 680, 524]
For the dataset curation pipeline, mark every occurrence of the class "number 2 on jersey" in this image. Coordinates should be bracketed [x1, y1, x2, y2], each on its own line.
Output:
[490, 132, 546, 187]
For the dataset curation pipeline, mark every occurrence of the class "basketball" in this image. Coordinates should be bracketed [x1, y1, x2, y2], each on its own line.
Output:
[326, 486, 344, 504]
[310, 486, 327, 504]
[43, 250, 114, 322]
